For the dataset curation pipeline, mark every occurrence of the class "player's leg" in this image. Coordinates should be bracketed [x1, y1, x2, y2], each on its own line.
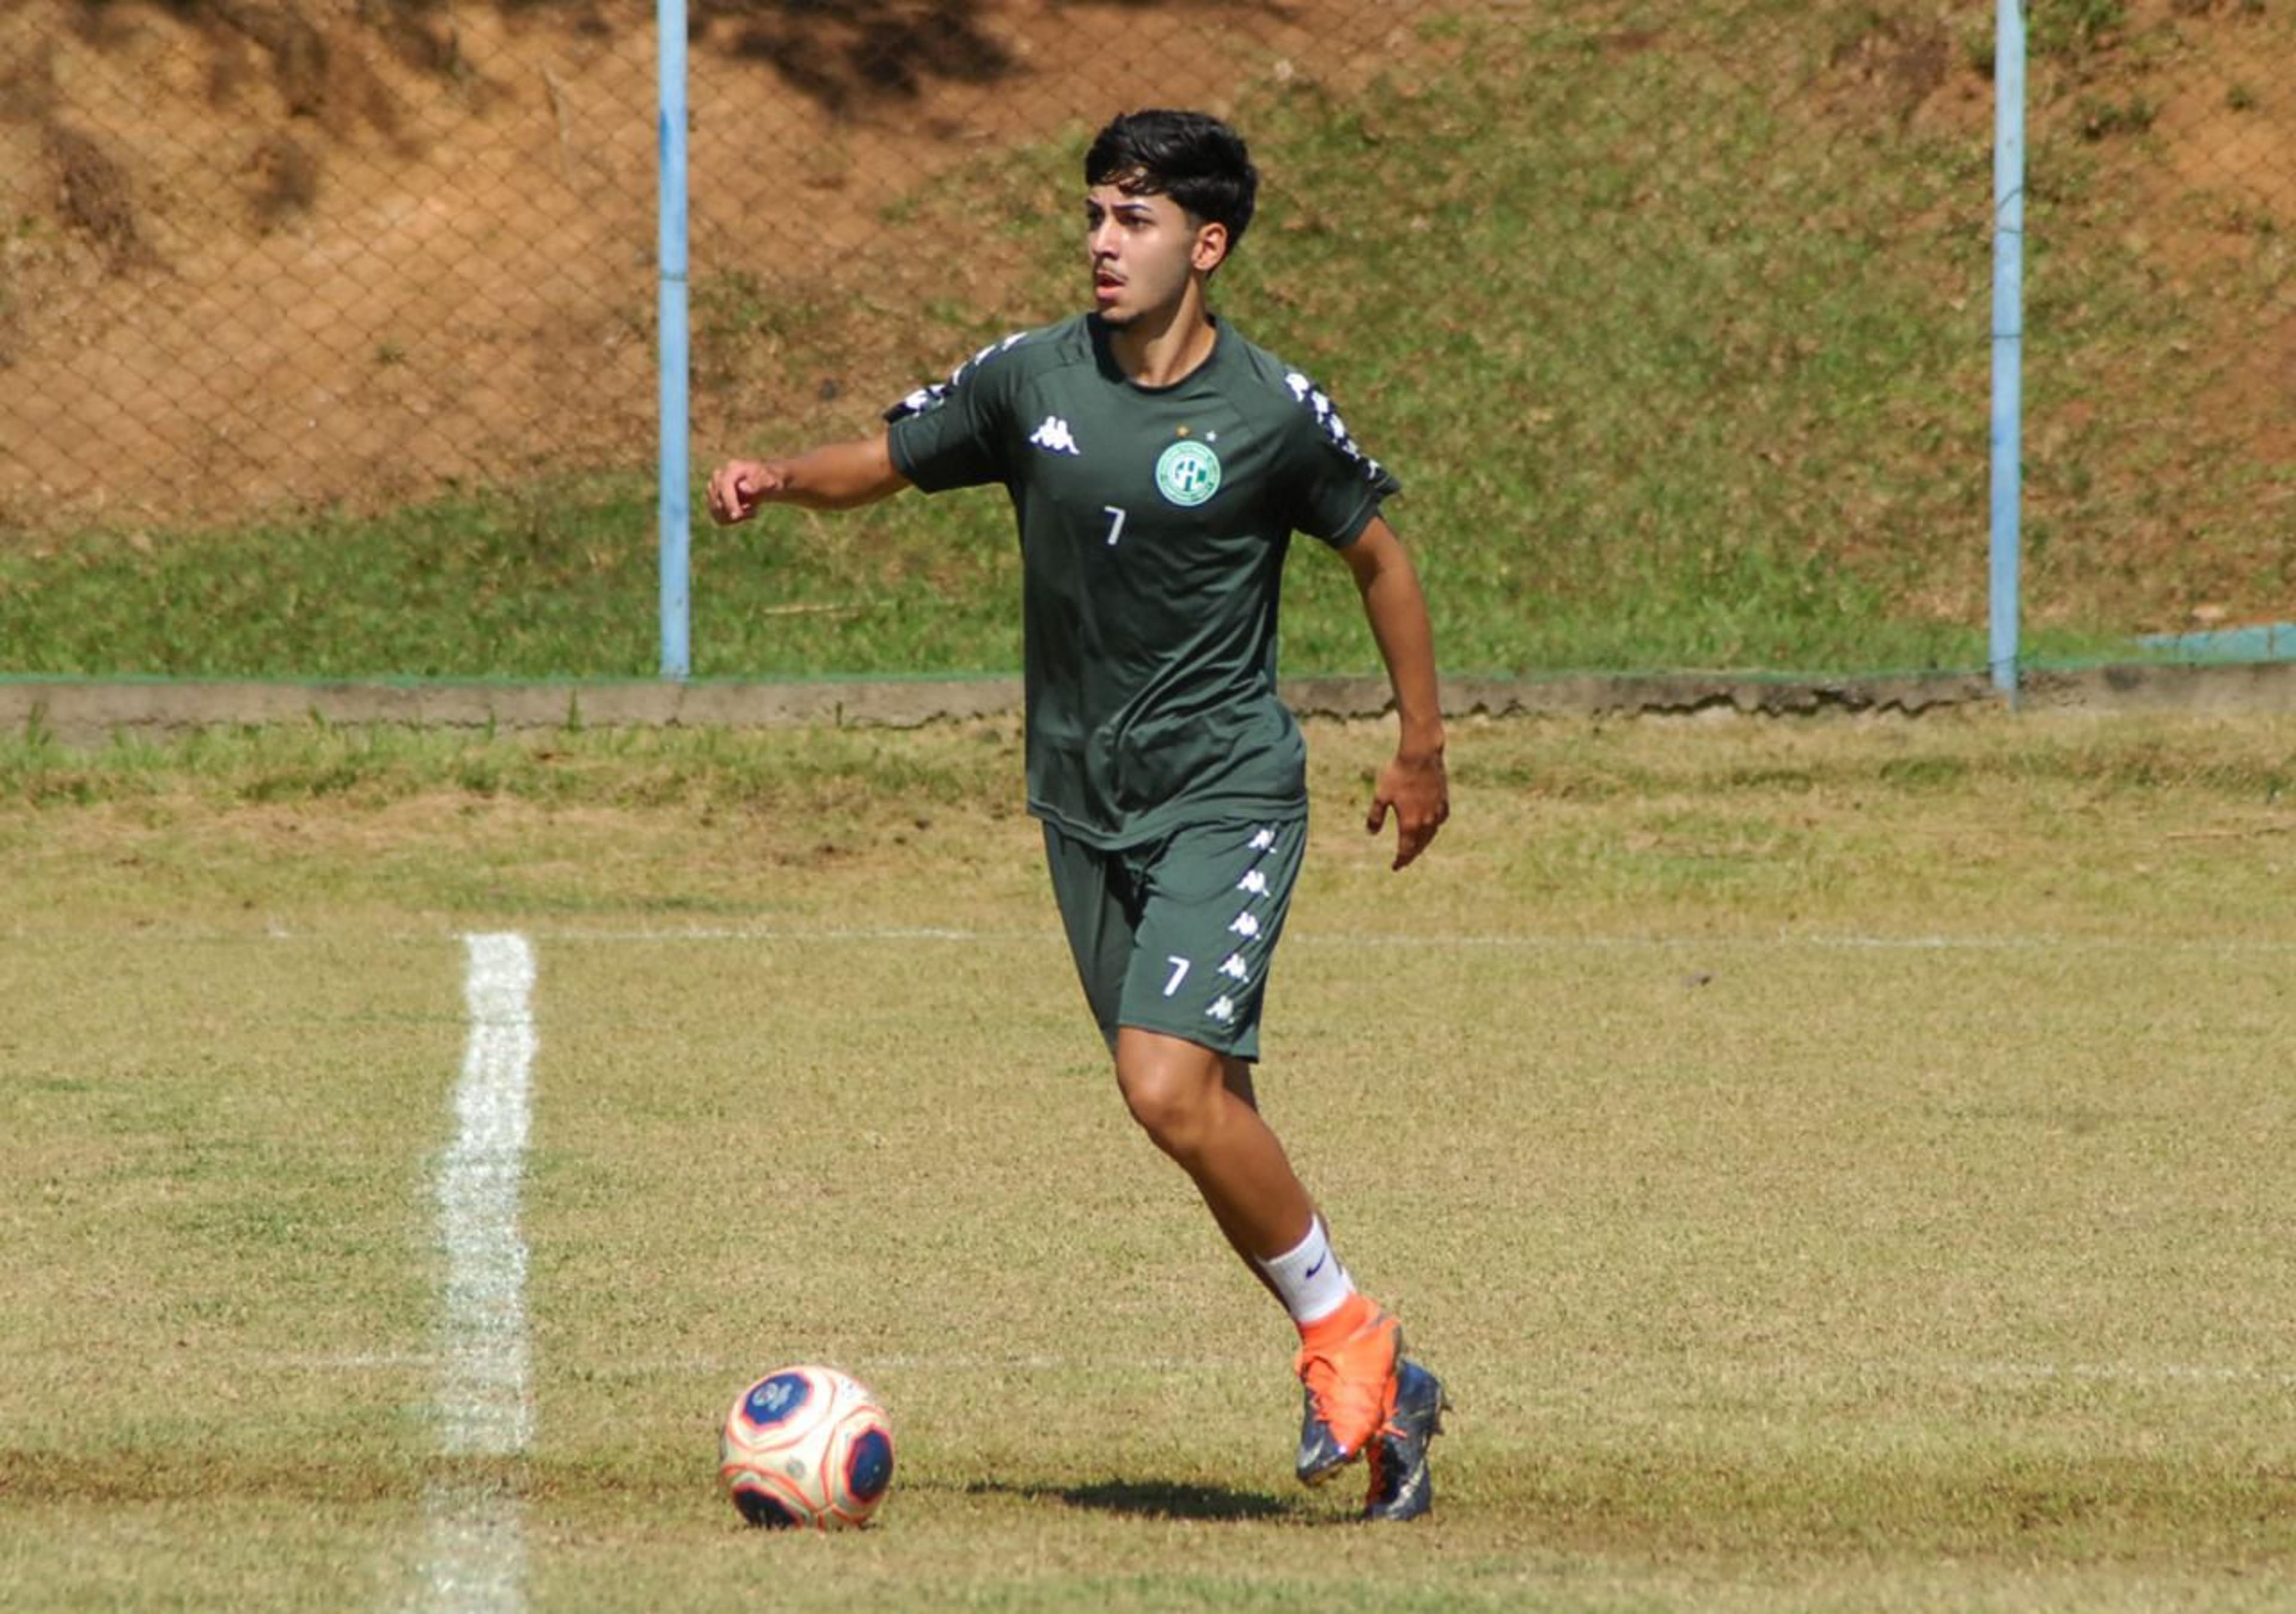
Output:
[1110, 1028, 1314, 1264]
[1042, 823, 1286, 1302]
[1107, 818, 1445, 1515]
[1113, 1026, 1411, 1489]
[1212, 1056, 1285, 1304]
[1101, 817, 1318, 1270]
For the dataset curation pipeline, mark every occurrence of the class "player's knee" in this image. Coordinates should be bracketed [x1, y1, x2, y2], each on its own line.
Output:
[1114, 1044, 1220, 1157]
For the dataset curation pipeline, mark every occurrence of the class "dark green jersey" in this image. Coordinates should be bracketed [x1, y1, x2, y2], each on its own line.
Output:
[885, 313, 1400, 849]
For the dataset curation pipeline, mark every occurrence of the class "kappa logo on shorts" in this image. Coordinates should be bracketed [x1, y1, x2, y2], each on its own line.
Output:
[1236, 870, 1269, 898]
[1219, 953, 1250, 982]
[1207, 995, 1236, 1025]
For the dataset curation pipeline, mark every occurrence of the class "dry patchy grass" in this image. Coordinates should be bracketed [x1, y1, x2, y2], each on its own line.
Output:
[2, 709, 2293, 1609]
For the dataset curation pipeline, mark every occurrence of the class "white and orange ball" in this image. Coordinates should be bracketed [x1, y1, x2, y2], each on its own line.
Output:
[719, 1365, 894, 1529]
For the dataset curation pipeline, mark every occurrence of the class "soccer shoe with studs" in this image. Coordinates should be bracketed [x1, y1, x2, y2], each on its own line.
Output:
[1293, 1305, 1402, 1486]
[1362, 1358, 1447, 1523]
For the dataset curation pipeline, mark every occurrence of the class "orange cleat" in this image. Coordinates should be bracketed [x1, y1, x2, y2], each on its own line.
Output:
[1292, 1298, 1401, 1486]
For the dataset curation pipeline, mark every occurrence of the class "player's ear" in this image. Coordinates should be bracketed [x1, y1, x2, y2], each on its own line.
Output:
[1192, 220, 1231, 276]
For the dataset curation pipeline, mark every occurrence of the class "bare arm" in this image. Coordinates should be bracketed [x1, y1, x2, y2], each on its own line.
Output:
[1338, 514, 1449, 870]
[706, 430, 911, 522]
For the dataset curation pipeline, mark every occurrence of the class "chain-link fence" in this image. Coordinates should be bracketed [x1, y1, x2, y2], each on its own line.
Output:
[2006, 0, 2295, 655]
[0, 1, 1426, 527]
[1, 1, 2289, 674]
[2, 0, 662, 524]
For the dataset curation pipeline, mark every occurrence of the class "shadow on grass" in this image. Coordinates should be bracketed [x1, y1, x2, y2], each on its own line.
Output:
[967, 1477, 1297, 1522]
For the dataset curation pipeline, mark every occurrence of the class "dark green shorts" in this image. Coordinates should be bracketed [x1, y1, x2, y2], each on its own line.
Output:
[1041, 815, 1308, 1060]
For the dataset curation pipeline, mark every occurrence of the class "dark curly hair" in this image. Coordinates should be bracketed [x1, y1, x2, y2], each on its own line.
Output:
[1084, 109, 1259, 256]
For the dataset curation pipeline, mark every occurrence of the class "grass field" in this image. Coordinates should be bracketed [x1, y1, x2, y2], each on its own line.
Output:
[3, 706, 2292, 1609]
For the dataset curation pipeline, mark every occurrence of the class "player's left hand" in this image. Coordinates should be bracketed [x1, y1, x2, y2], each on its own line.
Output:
[1367, 748, 1449, 870]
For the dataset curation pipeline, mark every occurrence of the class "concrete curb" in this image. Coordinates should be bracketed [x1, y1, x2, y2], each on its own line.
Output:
[4, 661, 2293, 747]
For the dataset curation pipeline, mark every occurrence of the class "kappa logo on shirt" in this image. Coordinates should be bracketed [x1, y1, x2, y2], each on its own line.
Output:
[1029, 415, 1080, 456]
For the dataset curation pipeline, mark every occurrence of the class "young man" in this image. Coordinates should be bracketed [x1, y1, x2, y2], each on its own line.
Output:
[706, 109, 1450, 1522]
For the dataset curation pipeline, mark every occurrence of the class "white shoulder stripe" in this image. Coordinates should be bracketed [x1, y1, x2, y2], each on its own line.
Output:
[1283, 368, 1384, 482]
[886, 328, 1042, 423]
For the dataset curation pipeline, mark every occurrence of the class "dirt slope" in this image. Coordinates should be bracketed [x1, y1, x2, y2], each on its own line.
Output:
[0, 0, 2286, 542]
[0, 0, 1417, 526]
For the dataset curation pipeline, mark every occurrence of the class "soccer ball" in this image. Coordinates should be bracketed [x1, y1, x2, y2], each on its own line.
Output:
[719, 1365, 895, 1530]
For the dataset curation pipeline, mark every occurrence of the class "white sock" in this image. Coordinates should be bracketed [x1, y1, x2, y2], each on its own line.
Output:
[1258, 1216, 1355, 1326]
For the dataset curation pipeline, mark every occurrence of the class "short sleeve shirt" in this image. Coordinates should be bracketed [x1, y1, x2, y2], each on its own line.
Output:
[886, 313, 1399, 849]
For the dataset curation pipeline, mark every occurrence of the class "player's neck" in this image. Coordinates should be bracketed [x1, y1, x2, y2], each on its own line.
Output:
[1103, 283, 1218, 389]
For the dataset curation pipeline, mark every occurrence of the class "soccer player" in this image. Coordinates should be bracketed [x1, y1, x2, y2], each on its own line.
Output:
[706, 108, 1449, 1521]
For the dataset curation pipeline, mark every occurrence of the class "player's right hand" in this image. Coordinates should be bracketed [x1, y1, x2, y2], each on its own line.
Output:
[706, 458, 786, 524]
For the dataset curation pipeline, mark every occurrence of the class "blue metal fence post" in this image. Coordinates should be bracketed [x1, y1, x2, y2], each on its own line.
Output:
[1989, 0, 2027, 699]
[658, 0, 692, 681]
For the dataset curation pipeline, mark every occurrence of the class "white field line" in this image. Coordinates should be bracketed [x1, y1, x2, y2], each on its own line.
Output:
[439, 931, 539, 1454]
[416, 931, 536, 1614]
[417, 1491, 526, 1614]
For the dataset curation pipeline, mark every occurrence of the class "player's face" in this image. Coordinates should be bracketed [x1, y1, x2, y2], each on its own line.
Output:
[1084, 185, 1222, 326]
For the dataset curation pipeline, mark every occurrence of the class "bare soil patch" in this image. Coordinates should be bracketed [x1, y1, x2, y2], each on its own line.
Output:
[0, 0, 1416, 527]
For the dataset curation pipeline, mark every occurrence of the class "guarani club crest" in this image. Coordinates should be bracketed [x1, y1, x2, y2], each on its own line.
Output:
[1155, 433, 1222, 507]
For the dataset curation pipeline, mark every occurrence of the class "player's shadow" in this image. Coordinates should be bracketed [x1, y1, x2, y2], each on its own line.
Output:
[968, 1477, 1294, 1522]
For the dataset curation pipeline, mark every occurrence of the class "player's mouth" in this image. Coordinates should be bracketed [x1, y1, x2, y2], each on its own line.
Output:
[1093, 270, 1125, 305]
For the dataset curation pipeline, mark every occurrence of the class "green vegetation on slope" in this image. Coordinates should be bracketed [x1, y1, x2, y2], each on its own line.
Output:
[3, 4, 2280, 680]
